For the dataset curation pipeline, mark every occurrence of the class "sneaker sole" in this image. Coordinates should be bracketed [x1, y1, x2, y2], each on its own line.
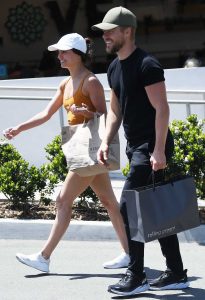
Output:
[149, 281, 190, 291]
[16, 255, 49, 273]
[103, 264, 128, 269]
[109, 283, 149, 296]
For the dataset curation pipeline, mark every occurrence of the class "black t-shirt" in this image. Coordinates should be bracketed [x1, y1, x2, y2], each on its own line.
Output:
[107, 47, 165, 144]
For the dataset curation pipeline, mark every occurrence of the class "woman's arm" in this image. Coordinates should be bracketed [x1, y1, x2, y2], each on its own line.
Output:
[3, 80, 65, 139]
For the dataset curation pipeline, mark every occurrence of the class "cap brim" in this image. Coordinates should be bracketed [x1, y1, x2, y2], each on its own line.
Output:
[91, 23, 118, 31]
[47, 44, 72, 51]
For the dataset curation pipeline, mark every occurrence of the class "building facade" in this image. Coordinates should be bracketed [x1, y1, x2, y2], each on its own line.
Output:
[0, 0, 205, 79]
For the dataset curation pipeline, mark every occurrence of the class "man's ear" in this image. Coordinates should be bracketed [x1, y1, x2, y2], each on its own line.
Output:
[124, 27, 132, 37]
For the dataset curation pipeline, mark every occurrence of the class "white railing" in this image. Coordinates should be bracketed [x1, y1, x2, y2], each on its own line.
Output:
[104, 88, 205, 121]
[1, 86, 205, 127]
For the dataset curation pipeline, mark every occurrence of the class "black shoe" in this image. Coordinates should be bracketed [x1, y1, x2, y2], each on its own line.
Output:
[108, 270, 149, 296]
[149, 269, 190, 290]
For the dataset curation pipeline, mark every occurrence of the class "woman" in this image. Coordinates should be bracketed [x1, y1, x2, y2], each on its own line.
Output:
[3, 33, 129, 272]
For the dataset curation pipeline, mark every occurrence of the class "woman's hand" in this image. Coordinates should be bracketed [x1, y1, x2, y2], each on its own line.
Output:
[69, 103, 94, 118]
[69, 103, 89, 114]
[3, 126, 20, 140]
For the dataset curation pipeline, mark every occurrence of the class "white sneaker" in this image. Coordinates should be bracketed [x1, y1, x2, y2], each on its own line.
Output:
[103, 252, 130, 269]
[16, 252, 50, 273]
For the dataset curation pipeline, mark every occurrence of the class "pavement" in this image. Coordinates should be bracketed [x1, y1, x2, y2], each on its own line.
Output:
[0, 178, 205, 300]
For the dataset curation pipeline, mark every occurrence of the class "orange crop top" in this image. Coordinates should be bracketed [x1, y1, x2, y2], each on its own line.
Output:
[63, 74, 96, 125]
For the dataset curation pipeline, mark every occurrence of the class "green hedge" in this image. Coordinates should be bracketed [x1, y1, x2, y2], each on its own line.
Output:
[122, 115, 205, 199]
[0, 114, 204, 210]
[0, 142, 52, 208]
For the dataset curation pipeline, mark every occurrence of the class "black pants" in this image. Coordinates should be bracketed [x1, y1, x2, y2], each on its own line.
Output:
[120, 136, 184, 278]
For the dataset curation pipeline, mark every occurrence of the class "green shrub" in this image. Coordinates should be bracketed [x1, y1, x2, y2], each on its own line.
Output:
[122, 115, 205, 199]
[38, 164, 58, 205]
[166, 114, 205, 199]
[122, 162, 130, 177]
[0, 140, 22, 164]
[44, 135, 67, 183]
[0, 157, 41, 208]
[0, 142, 54, 208]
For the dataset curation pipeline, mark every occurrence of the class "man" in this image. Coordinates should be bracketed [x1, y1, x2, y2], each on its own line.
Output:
[92, 6, 189, 296]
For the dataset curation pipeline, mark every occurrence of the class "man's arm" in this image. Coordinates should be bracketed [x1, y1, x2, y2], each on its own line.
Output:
[97, 89, 122, 165]
[145, 81, 169, 171]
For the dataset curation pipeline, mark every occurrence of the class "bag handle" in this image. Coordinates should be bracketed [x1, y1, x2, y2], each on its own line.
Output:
[151, 170, 156, 191]
[150, 169, 166, 191]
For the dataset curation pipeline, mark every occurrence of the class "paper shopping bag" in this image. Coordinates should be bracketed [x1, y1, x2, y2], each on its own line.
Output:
[61, 114, 120, 176]
[122, 176, 200, 243]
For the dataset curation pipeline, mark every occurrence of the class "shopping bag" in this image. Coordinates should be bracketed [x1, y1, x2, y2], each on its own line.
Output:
[61, 114, 120, 176]
[122, 176, 200, 243]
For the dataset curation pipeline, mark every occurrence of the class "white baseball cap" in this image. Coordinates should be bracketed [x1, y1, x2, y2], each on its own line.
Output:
[48, 33, 87, 53]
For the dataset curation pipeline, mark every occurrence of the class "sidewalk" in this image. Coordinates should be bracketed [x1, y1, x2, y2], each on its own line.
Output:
[0, 217, 205, 300]
[1, 177, 205, 300]
[0, 218, 205, 243]
[0, 239, 205, 300]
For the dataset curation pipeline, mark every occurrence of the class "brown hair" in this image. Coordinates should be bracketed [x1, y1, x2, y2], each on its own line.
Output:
[119, 26, 136, 40]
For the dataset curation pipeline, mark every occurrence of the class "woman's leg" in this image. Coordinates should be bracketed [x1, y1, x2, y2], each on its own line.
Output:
[90, 173, 128, 254]
[41, 171, 95, 259]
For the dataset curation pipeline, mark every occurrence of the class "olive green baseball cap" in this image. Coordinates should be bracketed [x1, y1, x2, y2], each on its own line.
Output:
[92, 6, 137, 31]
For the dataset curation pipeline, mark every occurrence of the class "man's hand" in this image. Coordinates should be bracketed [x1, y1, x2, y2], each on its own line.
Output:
[150, 150, 166, 171]
[97, 142, 109, 166]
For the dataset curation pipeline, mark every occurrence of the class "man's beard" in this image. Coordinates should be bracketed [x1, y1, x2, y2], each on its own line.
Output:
[106, 40, 124, 55]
